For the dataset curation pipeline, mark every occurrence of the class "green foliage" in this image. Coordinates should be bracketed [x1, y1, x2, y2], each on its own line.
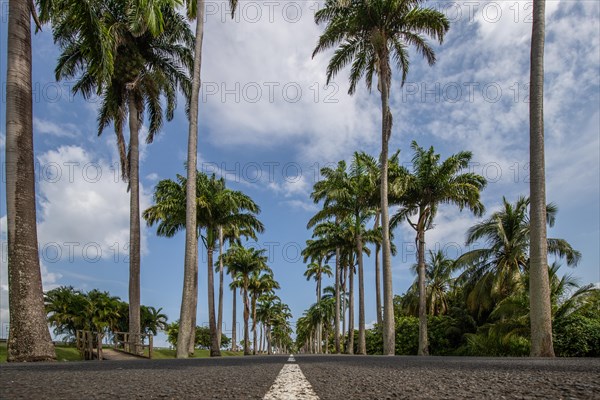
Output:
[165, 322, 231, 350]
[395, 317, 419, 355]
[45, 286, 167, 341]
[554, 315, 600, 357]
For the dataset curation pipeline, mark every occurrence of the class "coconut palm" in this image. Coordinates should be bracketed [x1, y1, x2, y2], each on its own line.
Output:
[313, 0, 449, 355]
[404, 250, 455, 317]
[309, 160, 348, 353]
[144, 172, 263, 356]
[141, 306, 168, 335]
[198, 175, 264, 356]
[44, 0, 192, 350]
[455, 196, 581, 321]
[222, 246, 268, 355]
[5, 0, 55, 362]
[391, 142, 486, 355]
[249, 272, 279, 355]
[218, 222, 260, 351]
[301, 252, 333, 354]
[528, 0, 553, 357]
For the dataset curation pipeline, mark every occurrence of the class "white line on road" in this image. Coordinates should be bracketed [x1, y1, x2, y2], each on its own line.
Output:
[263, 356, 319, 400]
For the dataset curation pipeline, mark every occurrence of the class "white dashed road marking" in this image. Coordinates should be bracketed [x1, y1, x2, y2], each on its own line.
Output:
[263, 355, 319, 400]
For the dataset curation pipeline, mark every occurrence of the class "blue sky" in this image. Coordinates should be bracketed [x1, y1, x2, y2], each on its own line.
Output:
[1, 1, 599, 346]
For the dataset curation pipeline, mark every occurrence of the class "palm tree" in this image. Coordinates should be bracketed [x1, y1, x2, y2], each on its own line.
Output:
[391, 142, 486, 355]
[313, 0, 449, 354]
[141, 306, 168, 335]
[455, 196, 581, 321]
[45, 0, 192, 351]
[5, 0, 55, 362]
[310, 160, 348, 353]
[249, 272, 279, 354]
[528, 0, 553, 357]
[222, 246, 268, 355]
[179, 0, 239, 359]
[301, 257, 332, 353]
[198, 175, 264, 356]
[405, 250, 455, 316]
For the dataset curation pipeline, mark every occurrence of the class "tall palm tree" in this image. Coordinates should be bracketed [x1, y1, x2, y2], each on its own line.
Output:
[309, 155, 379, 354]
[144, 173, 263, 356]
[313, 0, 449, 354]
[222, 246, 268, 355]
[5, 0, 55, 362]
[249, 272, 279, 355]
[179, 0, 239, 359]
[392, 141, 486, 355]
[528, 0, 553, 357]
[45, 0, 192, 351]
[301, 257, 332, 353]
[405, 250, 455, 316]
[455, 197, 581, 321]
[198, 175, 264, 356]
[310, 160, 348, 353]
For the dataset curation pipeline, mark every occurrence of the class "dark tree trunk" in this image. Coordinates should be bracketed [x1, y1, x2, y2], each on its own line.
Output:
[231, 272, 237, 351]
[6, 0, 55, 362]
[417, 218, 429, 356]
[217, 227, 224, 349]
[357, 233, 366, 355]
[347, 263, 355, 355]
[379, 55, 395, 355]
[178, 0, 205, 359]
[529, 0, 554, 357]
[127, 95, 141, 354]
[243, 285, 250, 355]
[334, 247, 341, 353]
[374, 213, 382, 326]
[207, 245, 221, 356]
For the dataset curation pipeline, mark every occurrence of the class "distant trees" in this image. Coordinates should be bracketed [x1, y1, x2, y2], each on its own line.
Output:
[45, 286, 167, 341]
[166, 322, 231, 351]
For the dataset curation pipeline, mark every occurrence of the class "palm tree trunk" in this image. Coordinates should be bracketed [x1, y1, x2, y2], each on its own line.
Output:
[379, 56, 395, 356]
[334, 247, 341, 353]
[217, 227, 224, 349]
[417, 223, 429, 356]
[188, 251, 198, 356]
[243, 285, 250, 355]
[259, 323, 264, 353]
[5, 0, 55, 362]
[529, 0, 554, 358]
[341, 264, 347, 351]
[357, 234, 366, 355]
[178, 0, 205, 359]
[347, 264, 355, 355]
[207, 245, 221, 356]
[374, 213, 382, 326]
[127, 95, 141, 354]
[252, 294, 257, 355]
[267, 325, 272, 355]
[231, 273, 237, 351]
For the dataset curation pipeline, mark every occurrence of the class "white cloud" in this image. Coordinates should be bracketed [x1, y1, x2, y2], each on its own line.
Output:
[36, 145, 152, 264]
[34, 117, 81, 138]
[146, 172, 160, 182]
[201, 2, 381, 161]
[0, 131, 5, 150]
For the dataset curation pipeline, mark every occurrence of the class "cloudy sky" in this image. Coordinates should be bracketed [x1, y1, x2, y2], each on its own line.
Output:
[1, 0, 598, 346]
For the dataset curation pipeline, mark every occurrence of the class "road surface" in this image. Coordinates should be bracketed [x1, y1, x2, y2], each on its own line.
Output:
[1, 355, 599, 399]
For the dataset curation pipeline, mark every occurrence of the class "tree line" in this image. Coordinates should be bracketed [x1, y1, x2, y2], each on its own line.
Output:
[5, 0, 565, 361]
[296, 145, 598, 355]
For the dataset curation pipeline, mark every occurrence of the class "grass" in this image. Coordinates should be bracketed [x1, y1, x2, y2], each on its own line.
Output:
[0, 342, 243, 362]
[0, 342, 82, 363]
[152, 348, 244, 359]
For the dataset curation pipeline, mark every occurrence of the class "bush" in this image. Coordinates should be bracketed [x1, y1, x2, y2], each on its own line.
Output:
[554, 315, 600, 357]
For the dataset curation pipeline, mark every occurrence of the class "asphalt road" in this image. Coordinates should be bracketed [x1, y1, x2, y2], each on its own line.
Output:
[1, 355, 599, 399]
